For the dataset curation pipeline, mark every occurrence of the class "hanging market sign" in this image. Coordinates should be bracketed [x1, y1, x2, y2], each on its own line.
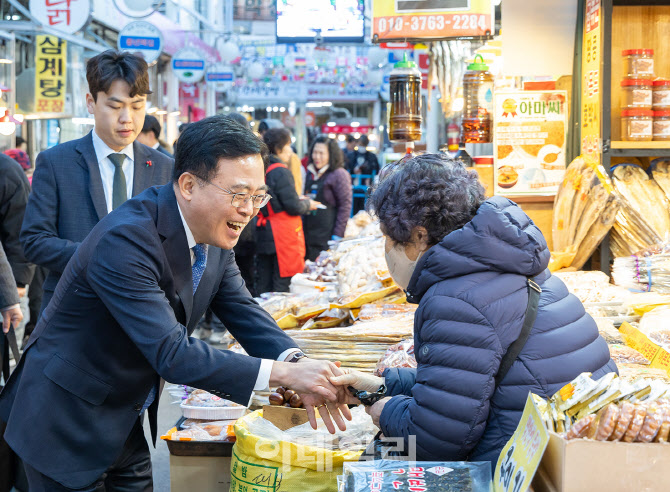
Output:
[306, 83, 379, 102]
[321, 124, 375, 134]
[206, 64, 235, 92]
[493, 90, 568, 196]
[117, 21, 163, 64]
[29, 0, 91, 34]
[34, 35, 67, 113]
[494, 394, 549, 492]
[172, 47, 206, 83]
[372, 0, 494, 42]
[581, 0, 602, 161]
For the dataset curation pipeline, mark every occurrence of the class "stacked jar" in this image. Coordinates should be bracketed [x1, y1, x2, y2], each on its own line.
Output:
[621, 49, 654, 141]
[653, 79, 670, 141]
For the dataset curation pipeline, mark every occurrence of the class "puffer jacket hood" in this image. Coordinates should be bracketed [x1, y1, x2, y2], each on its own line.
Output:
[379, 197, 616, 468]
[407, 196, 550, 303]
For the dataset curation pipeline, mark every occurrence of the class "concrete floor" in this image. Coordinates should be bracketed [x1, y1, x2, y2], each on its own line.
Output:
[144, 387, 183, 491]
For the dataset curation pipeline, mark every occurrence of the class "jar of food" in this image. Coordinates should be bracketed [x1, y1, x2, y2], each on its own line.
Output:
[462, 54, 494, 143]
[653, 110, 670, 141]
[653, 79, 670, 109]
[622, 49, 654, 79]
[621, 109, 653, 141]
[388, 54, 422, 142]
[621, 78, 652, 109]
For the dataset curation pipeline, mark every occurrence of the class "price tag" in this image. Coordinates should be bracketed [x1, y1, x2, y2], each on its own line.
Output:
[494, 394, 549, 492]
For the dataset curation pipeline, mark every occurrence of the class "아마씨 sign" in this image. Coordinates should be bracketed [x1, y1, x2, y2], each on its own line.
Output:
[372, 0, 494, 42]
[494, 90, 568, 196]
[30, 0, 91, 34]
[34, 35, 67, 114]
[494, 394, 549, 492]
[117, 21, 162, 64]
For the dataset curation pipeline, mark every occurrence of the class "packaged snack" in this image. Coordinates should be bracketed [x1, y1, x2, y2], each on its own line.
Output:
[622, 404, 648, 442]
[593, 404, 620, 441]
[375, 339, 416, 376]
[654, 405, 670, 442]
[565, 414, 596, 440]
[609, 401, 636, 441]
[609, 344, 650, 365]
[637, 403, 662, 442]
[552, 372, 596, 412]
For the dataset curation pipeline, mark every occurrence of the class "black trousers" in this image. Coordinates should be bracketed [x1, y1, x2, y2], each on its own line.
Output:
[24, 417, 152, 492]
[256, 254, 291, 294]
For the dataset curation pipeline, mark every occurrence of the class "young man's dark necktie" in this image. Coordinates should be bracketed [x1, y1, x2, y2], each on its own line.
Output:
[108, 153, 128, 210]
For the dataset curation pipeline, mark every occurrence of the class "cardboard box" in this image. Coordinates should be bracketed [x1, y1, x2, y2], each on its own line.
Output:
[170, 455, 231, 491]
[537, 431, 670, 492]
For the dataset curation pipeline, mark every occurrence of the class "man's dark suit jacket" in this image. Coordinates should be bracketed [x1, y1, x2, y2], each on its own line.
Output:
[0, 154, 33, 286]
[0, 184, 299, 488]
[20, 131, 173, 310]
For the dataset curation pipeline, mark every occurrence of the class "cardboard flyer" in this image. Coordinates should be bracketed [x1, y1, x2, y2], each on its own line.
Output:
[494, 90, 568, 196]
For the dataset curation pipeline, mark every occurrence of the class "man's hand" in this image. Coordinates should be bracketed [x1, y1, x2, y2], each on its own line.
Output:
[17, 287, 27, 298]
[2, 305, 23, 334]
[330, 368, 384, 393]
[366, 397, 391, 428]
[308, 199, 323, 211]
[270, 358, 352, 433]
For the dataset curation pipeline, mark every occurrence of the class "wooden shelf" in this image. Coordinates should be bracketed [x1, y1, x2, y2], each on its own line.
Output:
[502, 195, 555, 204]
[610, 141, 670, 149]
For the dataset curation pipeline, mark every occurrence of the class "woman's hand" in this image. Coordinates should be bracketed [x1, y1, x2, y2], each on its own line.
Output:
[308, 199, 323, 211]
[366, 397, 391, 427]
[330, 369, 384, 393]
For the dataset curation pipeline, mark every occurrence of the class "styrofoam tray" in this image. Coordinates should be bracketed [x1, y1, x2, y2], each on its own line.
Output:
[180, 402, 247, 420]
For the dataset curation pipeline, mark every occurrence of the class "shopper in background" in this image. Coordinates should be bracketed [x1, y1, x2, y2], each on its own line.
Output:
[302, 136, 352, 260]
[136, 114, 173, 157]
[4, 137, 30, 172]
[331, 153, 616, 469]
[351, 135, 380, 177]
[257, 128, 321, 293]
[20, 50, 173, 313]
[343, 134, 357, 172]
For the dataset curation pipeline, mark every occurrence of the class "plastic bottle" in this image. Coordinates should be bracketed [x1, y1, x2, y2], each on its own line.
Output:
[388, 54, 422, 142]
[462, 54, 494, 143]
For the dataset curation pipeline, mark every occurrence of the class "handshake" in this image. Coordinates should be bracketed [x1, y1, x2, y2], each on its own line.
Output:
[270, 357, 386, 434]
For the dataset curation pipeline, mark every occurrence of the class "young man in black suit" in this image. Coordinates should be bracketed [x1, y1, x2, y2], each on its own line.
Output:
[20, 50, 173, 313]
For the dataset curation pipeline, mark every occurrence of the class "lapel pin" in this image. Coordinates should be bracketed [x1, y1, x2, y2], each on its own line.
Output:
[146, 160, 152, 167]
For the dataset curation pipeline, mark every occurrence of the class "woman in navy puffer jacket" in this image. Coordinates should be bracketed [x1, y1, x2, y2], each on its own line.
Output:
[331, 153, 617, 467]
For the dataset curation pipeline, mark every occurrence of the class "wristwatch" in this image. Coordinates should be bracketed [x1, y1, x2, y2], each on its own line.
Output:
[286, 351, 306, 363]
[348, 384, 387, 406]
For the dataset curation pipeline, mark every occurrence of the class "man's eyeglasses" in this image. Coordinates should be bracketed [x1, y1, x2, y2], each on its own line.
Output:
[203, 179, 272, 209]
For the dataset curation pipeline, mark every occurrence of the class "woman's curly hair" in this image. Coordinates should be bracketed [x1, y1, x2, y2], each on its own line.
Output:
[367, 153, 486, 245]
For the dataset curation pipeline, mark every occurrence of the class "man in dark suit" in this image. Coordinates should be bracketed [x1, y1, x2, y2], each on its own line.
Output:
[0, 115, 350, 491]
[136, 114, 173, 157]
[20, 50, 173, 312]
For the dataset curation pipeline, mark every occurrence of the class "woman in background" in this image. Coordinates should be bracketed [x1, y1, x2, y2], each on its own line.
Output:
[302, 136, 352, 261]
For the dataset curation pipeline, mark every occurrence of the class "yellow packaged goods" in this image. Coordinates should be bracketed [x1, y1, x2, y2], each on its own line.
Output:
[230, 407, 375, 492]
[331, 286, 401, 310]
[552, 372, 596, 412]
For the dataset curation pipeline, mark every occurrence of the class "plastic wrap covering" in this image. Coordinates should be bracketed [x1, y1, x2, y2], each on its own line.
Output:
[610, 163, 670, 257]
[551, 157, 621, 270]
[612, 241, 670, 293]
[375, 339, 416, 376]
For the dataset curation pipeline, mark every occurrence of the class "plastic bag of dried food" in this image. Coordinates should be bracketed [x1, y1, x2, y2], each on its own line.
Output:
[639, 306, 670, 350]
[342, 460, 492, 492]
[595, 318, 625, 345]
[375, 339, 417, 376]
[609, 344, 650, 365]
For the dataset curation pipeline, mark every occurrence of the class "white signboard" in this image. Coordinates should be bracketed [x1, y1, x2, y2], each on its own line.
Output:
[118, 21, 163, 64]
[206, 64, 235, 91]
[30, 0, 91, 34]
[172, 47, 206, 83]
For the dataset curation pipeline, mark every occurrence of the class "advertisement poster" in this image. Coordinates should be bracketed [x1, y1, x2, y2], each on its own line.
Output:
[34, 35, 67, 114]
[494, 90, 568, 196]
[372, 0, 494, 42]
[581, 0, 601, 161]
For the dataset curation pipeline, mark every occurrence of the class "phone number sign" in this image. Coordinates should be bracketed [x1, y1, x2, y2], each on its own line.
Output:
[372, 0, 494, 42]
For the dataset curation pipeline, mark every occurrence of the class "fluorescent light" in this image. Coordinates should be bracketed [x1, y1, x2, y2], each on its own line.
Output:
[328, 133, 336, 138]
[155, 110, 167, 115]
[72, 117, 95, 125]
[23, 114, 39, 120]
[327, 122, 336, 127]
[338, 135, 346, 141]
[280, 107, 286, 112]
[350, 121, 360, 128]
[266, 106, 272, 112]
[146, 107, 157, 114]
[0, 59, 12, 64]
[452, 97, 464, 112]
[378, 125, 384, 131]
[168, 111, 181, 116]
[322, 102, 332, 107]
[306, 102, 322, 108]
[353, 132, 360, 138]
[224, 106, 230, 111]
[368, 134, 377, 141]
[13, 114, 24, 123]
[272, 106, 279, 112]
